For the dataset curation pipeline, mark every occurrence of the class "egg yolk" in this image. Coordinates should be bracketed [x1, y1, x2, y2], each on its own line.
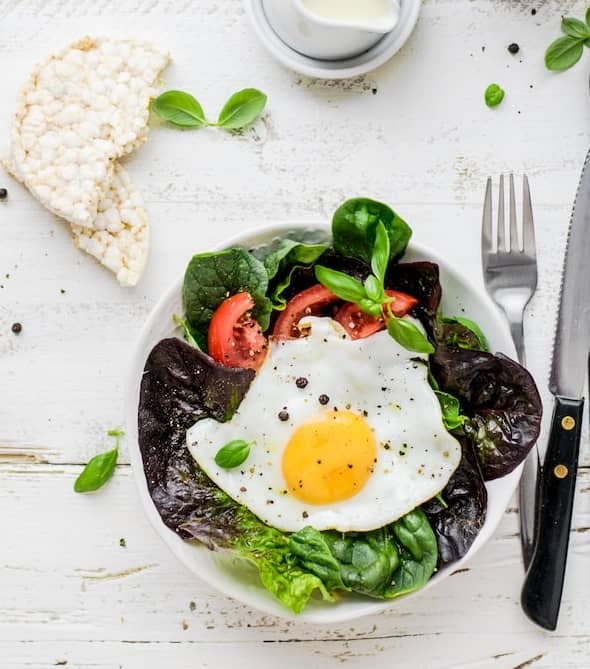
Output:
[282, 410, 377, 505]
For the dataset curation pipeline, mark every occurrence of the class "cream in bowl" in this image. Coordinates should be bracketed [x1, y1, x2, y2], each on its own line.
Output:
[262, 0, 400, 60]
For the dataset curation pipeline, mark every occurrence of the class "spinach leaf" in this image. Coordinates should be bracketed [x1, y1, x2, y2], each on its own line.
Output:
[217, 88, 267, 130]
[384, 508, 438, 598]
[254, 239, 328, 310]
[183, 249, 272, 349]
[289, 526, 346, 591]
[332, 198, 411, 265]
[74, 429, 123, 493]
[440, 316, 488, 351]
[325, 528, 400, 597]
[290, 515, 437, 600]
[435, 390, 466, 431]
[423, 438, 487, 566]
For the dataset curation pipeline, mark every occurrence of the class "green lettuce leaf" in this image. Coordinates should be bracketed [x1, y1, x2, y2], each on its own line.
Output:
[231, 511, 333, 613]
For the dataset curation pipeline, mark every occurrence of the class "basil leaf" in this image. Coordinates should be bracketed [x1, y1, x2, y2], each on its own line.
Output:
[214, 439, 251, 468]
[332, 198, 411, 264]
[545, 35, 585, 71]
[435, 391, 466, 431]
[387, 316, 434, 354]
[360, 298, 383, 318]
[217, 88, 267, 130]
[183, 248, 271, 351]
[587, 7, 590, 28]
[364, 275, 384, 303]
[314, 265, 367, 303]
[371, 221, 390, 284]
[561, 16, 590, 39]
[74, 430, 124, 493]
[484, 83, 505, 108]
[152, 90, 207, 128]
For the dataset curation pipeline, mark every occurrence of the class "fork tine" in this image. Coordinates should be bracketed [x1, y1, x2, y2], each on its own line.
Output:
[497, 174, 505, 252]
[522, 175, 536, 257]
[509, 173, 519, 251]
[482, 177, 493, 263]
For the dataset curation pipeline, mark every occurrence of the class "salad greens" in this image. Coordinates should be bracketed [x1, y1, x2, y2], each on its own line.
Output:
[291, 509, 437, 599]
[138, 196, 542, 614]
[152, 88, 267, 131]
[74, 429, 124, 493]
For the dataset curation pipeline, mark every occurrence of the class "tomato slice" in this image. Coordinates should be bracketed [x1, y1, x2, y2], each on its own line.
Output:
[272, 284, 340, 338]
[335, 290, 418, 340]
[208, 292, 268, 371]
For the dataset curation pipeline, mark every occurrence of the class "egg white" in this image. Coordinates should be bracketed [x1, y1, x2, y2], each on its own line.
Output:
[187, 317, 461, 533]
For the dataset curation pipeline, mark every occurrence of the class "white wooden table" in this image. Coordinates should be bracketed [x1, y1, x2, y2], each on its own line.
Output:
[2, 1, 590, 667]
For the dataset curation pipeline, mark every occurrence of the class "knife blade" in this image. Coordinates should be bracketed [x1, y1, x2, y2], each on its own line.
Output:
[520, 149, 590, 631]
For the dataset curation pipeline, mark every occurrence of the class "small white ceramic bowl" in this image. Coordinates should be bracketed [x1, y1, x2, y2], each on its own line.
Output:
[245, 0, 422, 79]
[126, 221, 519, 623]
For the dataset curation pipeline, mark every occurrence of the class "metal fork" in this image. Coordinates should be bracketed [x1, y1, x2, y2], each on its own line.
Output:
[481, 174, 539, 568]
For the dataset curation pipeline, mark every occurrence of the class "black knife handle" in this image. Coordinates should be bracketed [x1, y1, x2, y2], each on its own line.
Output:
[521, 396, 583, 631]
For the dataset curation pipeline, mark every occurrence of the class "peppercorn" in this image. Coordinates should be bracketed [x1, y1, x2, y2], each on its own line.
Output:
[318, 394, 329, 405]
[11, 322, 22, 334]
[278, 410, 289, 422]
[0, 188, 7, 200]
[295, 377, 308, 389]
[508, 43, 519, 54]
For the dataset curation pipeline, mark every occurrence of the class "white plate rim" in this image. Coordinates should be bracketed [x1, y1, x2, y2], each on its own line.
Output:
[125, 219, 521, 624]
[244, 0, 422, 79]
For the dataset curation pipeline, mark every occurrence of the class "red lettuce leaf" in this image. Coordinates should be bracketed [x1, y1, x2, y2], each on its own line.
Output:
[138, 337, 255, 547]
[430, 346, 542, 480]
[423, 437, 487, 565]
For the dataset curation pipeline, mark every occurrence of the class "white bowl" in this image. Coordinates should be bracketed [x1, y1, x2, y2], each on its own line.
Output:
[125, 221, 519, 624]
[245, 0, 422, 79]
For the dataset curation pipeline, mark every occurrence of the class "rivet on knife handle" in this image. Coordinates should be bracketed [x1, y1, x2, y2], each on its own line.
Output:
[520, 396, 583, 631]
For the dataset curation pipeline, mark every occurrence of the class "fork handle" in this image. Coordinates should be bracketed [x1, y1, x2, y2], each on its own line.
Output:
[508, 316, 525, 364]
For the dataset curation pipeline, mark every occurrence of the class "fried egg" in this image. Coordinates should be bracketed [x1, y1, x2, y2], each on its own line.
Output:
[187, 316, 461, 533]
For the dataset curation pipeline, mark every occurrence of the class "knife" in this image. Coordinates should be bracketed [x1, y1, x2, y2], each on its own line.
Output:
[520, 149, 590, 631]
